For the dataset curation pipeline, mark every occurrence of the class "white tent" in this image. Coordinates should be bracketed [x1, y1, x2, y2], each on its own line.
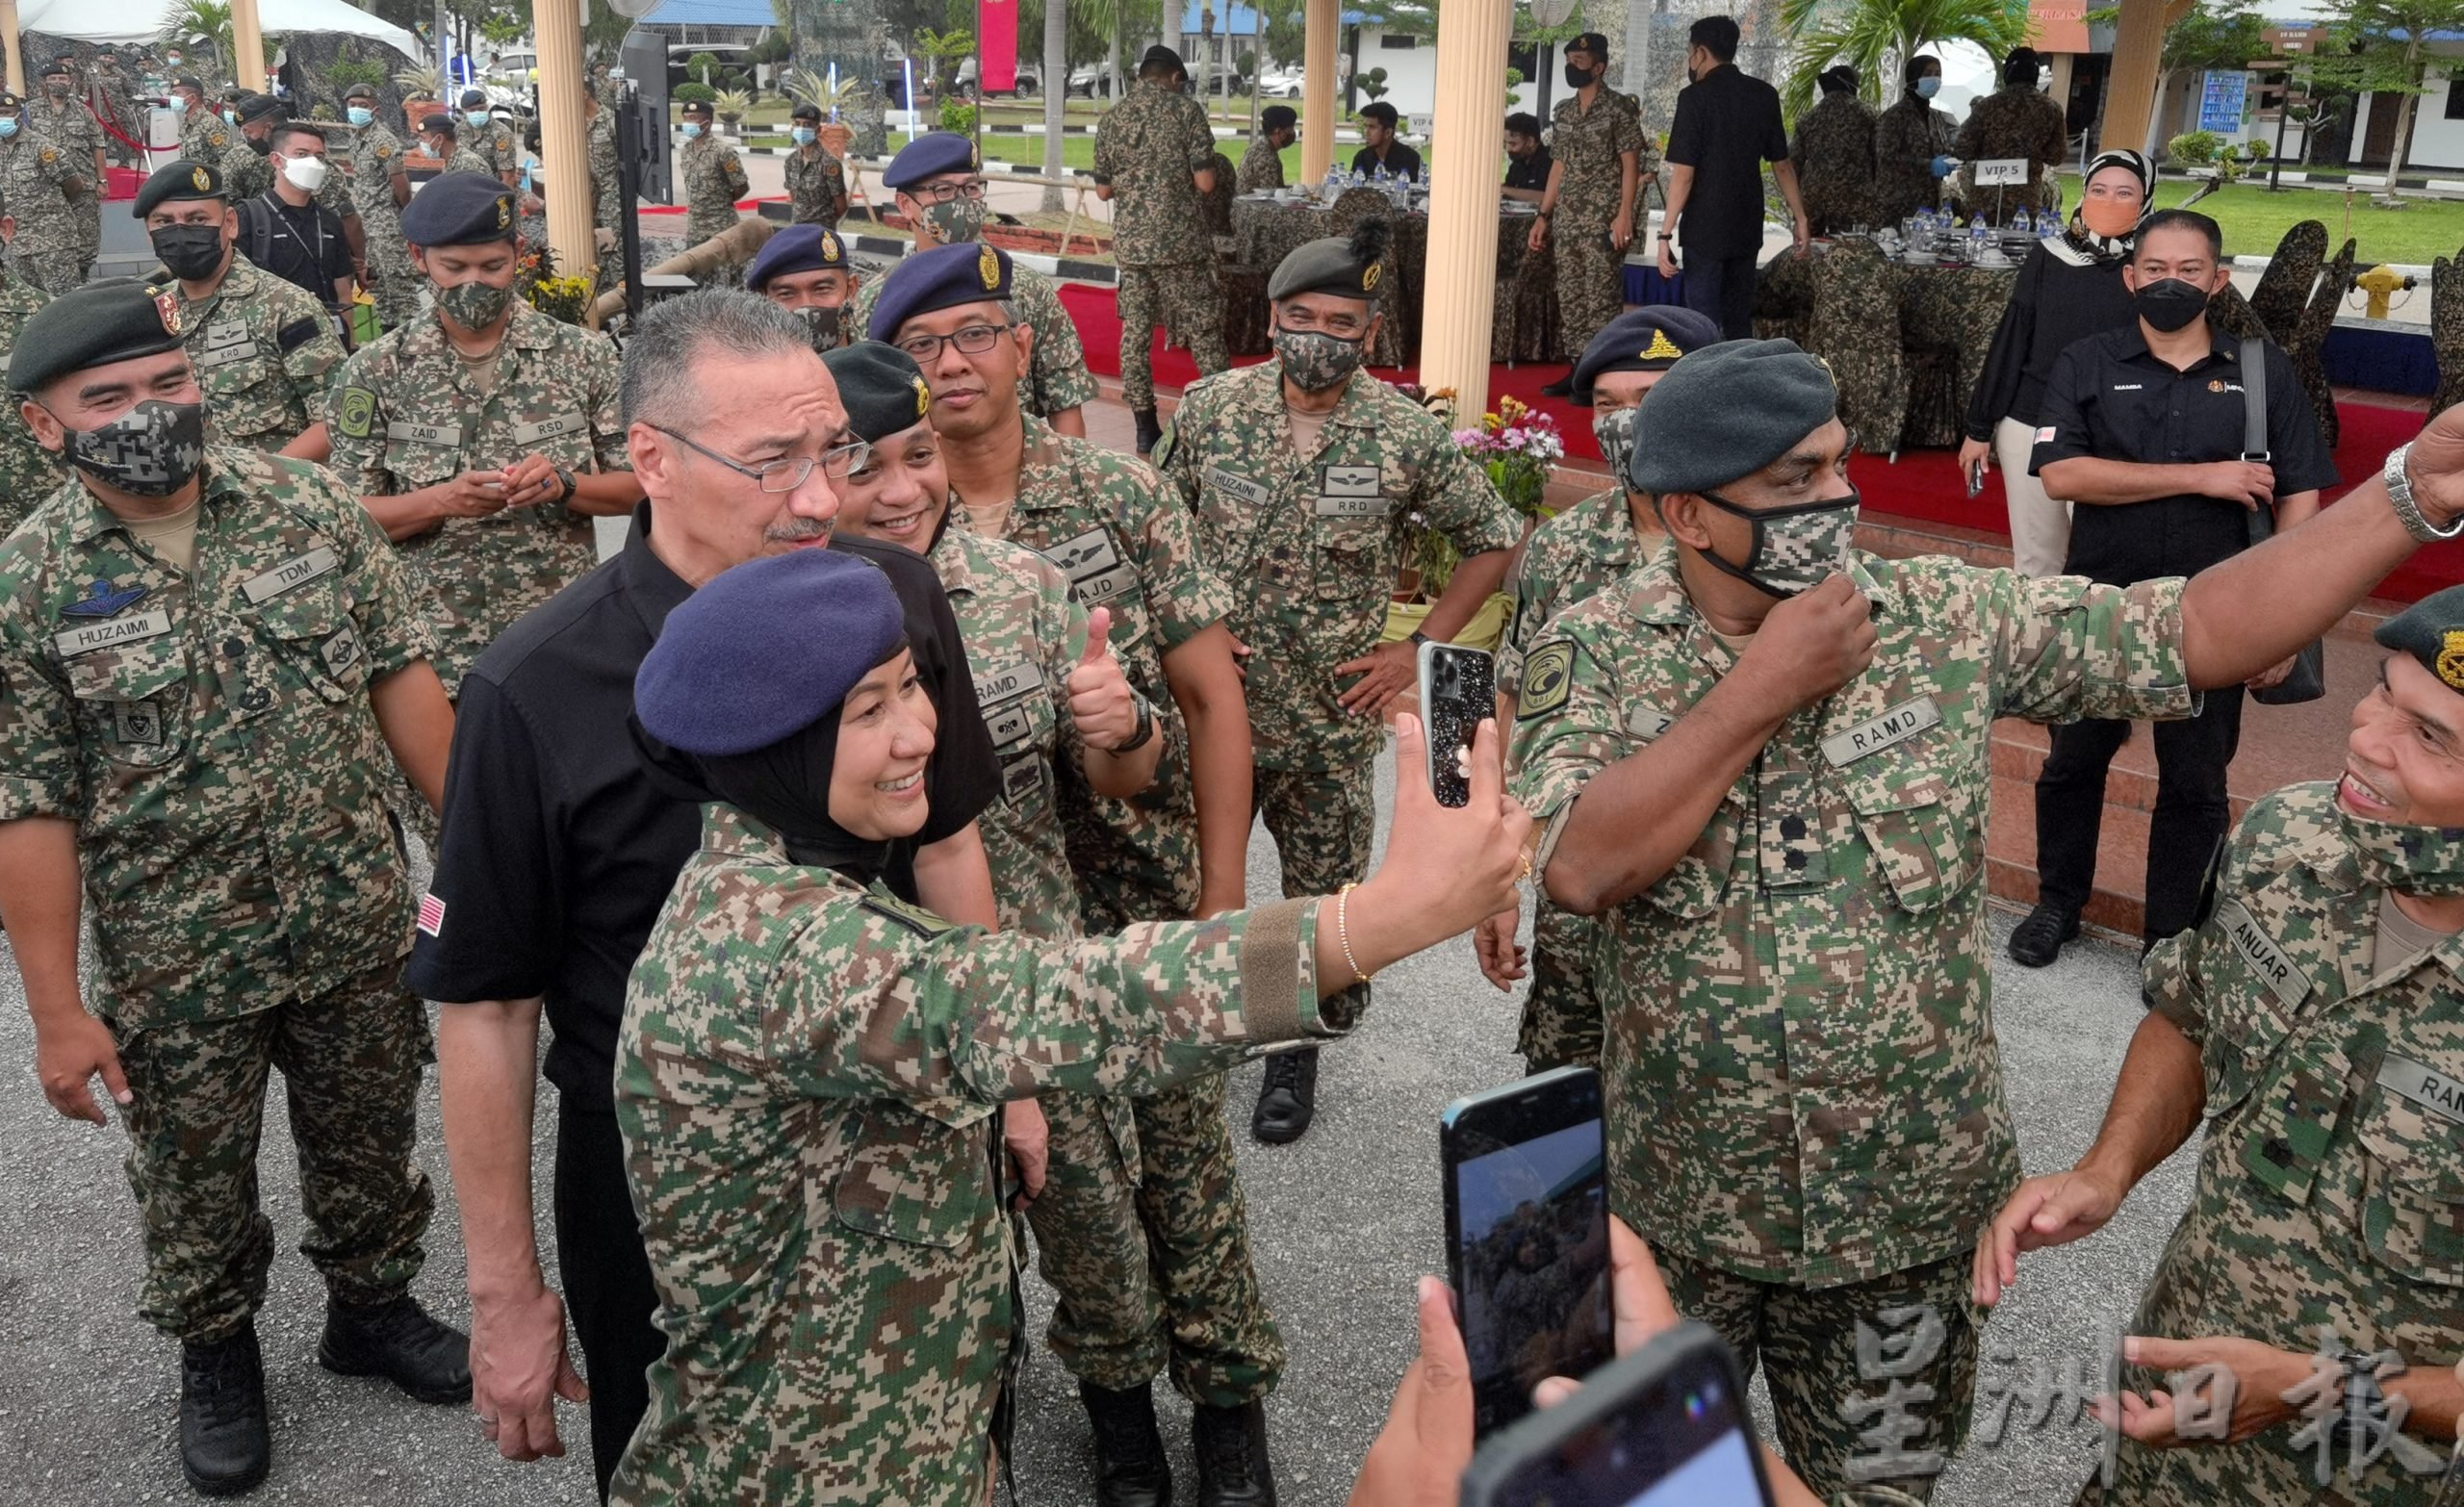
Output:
[19, 0, 421, 60]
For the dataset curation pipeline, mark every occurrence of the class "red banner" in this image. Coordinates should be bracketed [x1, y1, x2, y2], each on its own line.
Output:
[980, 0, 1018, 93]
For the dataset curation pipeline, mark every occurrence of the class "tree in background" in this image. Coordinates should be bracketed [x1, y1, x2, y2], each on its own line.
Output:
[2308, 0, 2464, 195]
[1779, 0, 2033, 114]
[1263, 5, 1305, 68]
[2087, 0, 2268, 154]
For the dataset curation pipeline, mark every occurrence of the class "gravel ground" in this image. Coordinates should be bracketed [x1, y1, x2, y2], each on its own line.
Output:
[0, 747, 2196, 1506]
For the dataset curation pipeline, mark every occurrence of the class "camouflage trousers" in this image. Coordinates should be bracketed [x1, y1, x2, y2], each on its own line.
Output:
[1519, 902, 1604, 1072]
[11, 240, 85, 296]
[1659, 1249, 1978, 1502]
[1257, 761, 1375, 1032]
[364, 245, 425, 337]
[1553, 221, 1630, 364]
[1117, 261, 1228, 412]
[108, 962, 436, 1343]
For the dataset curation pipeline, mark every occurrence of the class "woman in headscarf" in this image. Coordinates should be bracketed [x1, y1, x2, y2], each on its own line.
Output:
[607, 545, 1530, 1507]
[1872, 53, 1959, 228]
[1959, 147, 2155, 578]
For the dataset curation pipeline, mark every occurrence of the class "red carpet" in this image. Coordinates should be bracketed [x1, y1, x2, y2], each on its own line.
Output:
[1055, 283, 2463, 601]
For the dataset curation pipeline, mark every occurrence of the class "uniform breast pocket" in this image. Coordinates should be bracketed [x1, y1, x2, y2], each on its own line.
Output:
[1844, 767, 1976, 913]
[830, 1106, 995, 1250]
[258, 584, 369, 703]
[381, 432, 464, 488]
[1643, 792, 1742, 920]
[2357, 1079, 2464, 1288]
[1313, 524, 1389, 606]
[65, 637, 191, 770]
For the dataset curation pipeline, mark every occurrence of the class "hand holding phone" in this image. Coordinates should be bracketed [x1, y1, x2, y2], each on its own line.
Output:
[1965, 459, 1986, 498]
[1417, 642, 1495, 809]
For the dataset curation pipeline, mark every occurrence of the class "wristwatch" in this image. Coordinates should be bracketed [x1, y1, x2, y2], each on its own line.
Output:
[1407, 628, 1430, 648]
[2385, 443, 2463, 541]
[552, 465, 578, 505]
[1114, 693, 1157, 754]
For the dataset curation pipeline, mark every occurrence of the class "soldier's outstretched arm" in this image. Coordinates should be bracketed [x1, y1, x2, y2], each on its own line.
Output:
[0, 816, 126, 1125]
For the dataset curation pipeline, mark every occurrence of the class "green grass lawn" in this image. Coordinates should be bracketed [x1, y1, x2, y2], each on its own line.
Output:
[2052, 171, 2464, 267]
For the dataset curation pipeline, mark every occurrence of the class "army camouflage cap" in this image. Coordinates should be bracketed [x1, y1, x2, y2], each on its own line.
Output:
[400, 170, 519, 247]
[822, 342, 935, 446]
[2374, 583, 2464, 697]
[11, 278, 188, 394]
[1267, 219, 1392, 303]
[132, 158, 228, 218]
[1627, 338, 1838, 496]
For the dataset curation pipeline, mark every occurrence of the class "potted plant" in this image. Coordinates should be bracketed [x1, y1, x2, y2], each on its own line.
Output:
[714, 87, 752, 133]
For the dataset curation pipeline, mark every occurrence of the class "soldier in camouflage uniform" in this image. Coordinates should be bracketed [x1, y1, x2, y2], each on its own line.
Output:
[341, 83, 420, 335]
[587, 87, 624, 236]
[30, 59, 102, 288]
[1954, 47, 2069, 217]
[0, 253, 62, 532]
[1095, 45, 1230, 455]
[783, 102, 848, 226]
[416, 113, 498, 183]
[676, 98, 747, 247]
[873, 244, 1284, 1502]
[174, 75, 231, 166]
[1239, 106, 1297, 194]
[1505, 337, 2457, 1500]
[613, 541, 1526, 1507]
[456, 88, 520, 185]
[849, 133, 1098, 436]
[0, 90, 85, 301]
[94, 50, 141, 167]
[0, 280, 470, 1495]
[137, 161, 344, 458]
[1159, 228, 1522, 1142]
[1480, 308, 1718, 1072]
[1530, 31, 1653, 394]
[1791, 66, 1880, 236]
[1873, 57, 1961, 227]
[323, 174, 641, 696]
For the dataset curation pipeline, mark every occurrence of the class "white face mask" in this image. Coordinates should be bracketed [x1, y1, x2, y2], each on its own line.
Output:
[281, 154, 329, 192]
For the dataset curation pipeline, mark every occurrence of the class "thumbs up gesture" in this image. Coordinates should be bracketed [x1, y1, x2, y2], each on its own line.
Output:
[1065, 606, 1140, 751]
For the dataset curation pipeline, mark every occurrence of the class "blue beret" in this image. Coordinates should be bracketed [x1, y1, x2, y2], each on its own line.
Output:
[634, 549, 908, 756]
[1574, 307, 1721, 400]
[134, 158, 227, 218]
[11, 279, 186, 394]
[745, 223, 851, 291]
[1627, 339, 1838, 496]
[2375, 584, 2464, 696]
[867, 241, 1013, 341]
[401, 171, 518, 246]
[883, 131, 981, 191]
[823, 343, 935, 445]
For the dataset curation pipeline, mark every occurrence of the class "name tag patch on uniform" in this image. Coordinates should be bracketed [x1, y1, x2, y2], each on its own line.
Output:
[386, 420, 462, 447]
[1315, 464, 1382, 519]
[2377, 1056, 2464, 1124]
[1820, 696, 1941, 766]
[195, 341, 262, 370]
[53, 608, 174, 658]
[863, 892, 955, 937]
[511, 412, 588, 446]
[1207, 466, 1271, 508]
[240, 546, 340, 604]
[1046, 527, 1137, 605]
[974, 659, 1046, 709]
[2218, 899, 2311, 1010]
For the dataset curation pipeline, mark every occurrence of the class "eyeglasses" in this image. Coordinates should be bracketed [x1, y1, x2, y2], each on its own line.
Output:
[911, 177, 988, 204]
[893, 321, 1014, 364]
[653, 425, 870, 492]
[1273, 308, 1371, 339]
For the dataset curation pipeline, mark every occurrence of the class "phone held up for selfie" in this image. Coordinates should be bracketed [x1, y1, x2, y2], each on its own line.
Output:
[1458, 1322, 1777, 1507]
[1417, 641, 1495, 809]
[1441, 1066, 1615, 1439]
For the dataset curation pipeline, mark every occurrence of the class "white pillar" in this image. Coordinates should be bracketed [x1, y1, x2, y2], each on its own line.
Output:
[232, 0, 267, 93]
[1302, 0, 1338, 185]
[535, 0, 596, 299]
[1418, 0, 1512, 414]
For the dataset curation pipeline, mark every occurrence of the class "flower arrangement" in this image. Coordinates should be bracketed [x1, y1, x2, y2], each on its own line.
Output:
[1451, 395, 1562, 520]
[516, 246, 593, 325]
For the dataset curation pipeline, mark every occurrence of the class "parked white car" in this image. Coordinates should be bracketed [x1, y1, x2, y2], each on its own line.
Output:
[1260, 67, 1304, 97]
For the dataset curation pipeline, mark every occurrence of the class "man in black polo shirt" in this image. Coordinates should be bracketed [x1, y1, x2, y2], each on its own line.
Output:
[2015, 209, 2338, 968]
[245, 120, 357, 319]
[1350, 101, 1424, 181]
[409, 292, 1001, 1499]
[1502, 112, 1552, 201]
[1656, 15, 1809, 339]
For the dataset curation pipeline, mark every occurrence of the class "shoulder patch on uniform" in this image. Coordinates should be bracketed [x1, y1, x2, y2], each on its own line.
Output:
[861, 892, 957, 937]
[1149, 421, 1176, 471]
[335, 385, 376, 439]
[276, 317, 322, 353]
[1517, 640, 1577, 721]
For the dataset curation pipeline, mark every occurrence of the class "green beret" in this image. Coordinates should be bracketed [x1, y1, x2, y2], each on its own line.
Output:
[133, 159, 227, 219]
[1268, 220, 1391, 303]
[1627, 339, 1838, 496]
[2374, 584, 2464, 697]
[821, 342, 936, 446]
[11, 279, 188, 395]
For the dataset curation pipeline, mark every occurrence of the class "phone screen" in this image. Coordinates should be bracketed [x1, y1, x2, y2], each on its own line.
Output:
[1420, 643, 1495, 809]
[1494, 1343, 1765, 1506]
[1449, 1093, 1613, 1435]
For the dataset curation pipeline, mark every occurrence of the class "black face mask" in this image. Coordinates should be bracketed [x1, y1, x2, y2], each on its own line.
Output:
[150, 223, 226, 282]
[1565, 62, 1597, 89]
[2133, 277, 2210, 333]
[246, 133, 271, 155]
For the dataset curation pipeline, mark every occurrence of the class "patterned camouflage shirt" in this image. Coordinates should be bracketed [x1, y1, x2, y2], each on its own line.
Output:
[1093, 80, 1218, 267]
[468, 115, 521, 181]
[1510, 542, 2197, 1288]
[173, 253, 346, 452]
[679, 132, 749, 244]
[2095, 780, 2464, 1504]
[1550, 89, 1653, 229]
[1872, 97, 1958, 225]
[1789, 91, 1881, 234]
[323, 299, 630, 690]
[958, 417, 1232, 920]
[1499, 488, 1640, 699]
[849, 257, 1098, 421]
[1952, 86, 2067, 209]
[179, 112, 233, 168]
[343, 119, 410, 245]
[0, 447, 435, 1031]
[611, 804, 1325, 1505]
[783, 141, 847, 226]
[0, 273, 64, 533]
[1158, 360, 1521, 772]
[1236, 137, 1285, 195]
[587, 107, 623, 233]
[0, 130, 80, 268]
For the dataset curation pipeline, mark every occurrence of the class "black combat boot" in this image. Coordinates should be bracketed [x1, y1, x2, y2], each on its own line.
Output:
[2006, 903, 2081, 967]
[1249, 1045, 1318, 1145]
[179, 1321, 270, 1495]
[318, 1293, 473, 1405]
[1193, 1399, 1277, 1506]
[1135, 407, 1164, 456]
[1078, 1379, 1172, 1507]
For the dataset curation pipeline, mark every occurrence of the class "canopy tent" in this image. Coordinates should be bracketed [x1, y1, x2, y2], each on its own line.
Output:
[19, 0, 420, 60]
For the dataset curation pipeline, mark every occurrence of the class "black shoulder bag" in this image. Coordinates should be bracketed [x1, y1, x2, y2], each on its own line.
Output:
[2239, 337, 2326, 704]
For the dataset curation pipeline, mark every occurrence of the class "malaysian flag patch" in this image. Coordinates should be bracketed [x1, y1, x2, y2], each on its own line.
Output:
[417, 892, 446, 937]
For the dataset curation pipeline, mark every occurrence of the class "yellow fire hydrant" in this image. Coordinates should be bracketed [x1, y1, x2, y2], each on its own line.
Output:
[2353, 262, 2416, 319]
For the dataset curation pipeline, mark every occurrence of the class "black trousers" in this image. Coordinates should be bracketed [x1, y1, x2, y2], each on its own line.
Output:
[552, 1106, 666, 1503]
[1681, 248, 1761, 340]
[2033, 686, 2246, 944]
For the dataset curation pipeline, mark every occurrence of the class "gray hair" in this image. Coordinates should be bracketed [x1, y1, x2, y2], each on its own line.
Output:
[620, 289, 816, 430]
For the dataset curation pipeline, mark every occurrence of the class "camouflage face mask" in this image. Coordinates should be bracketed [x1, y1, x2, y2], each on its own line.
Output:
[796, 303, 844, 353]
[921, 197, 988, 244]
[436, 277, 512, 329]
[52, 398, 207, 498]
[2338, 803, 2464, 898]
[1273, 328, 1363, 392]
[1592, 406, 1640, 491]
[1695, 486, 1860, 599]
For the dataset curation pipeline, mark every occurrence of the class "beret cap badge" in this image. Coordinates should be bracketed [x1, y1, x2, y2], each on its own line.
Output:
[913, 376, 932, 418]
[496, 196, 511, 230]
[2441, 629, 2464, 692]
[1642, 328, 1684, 362]
[1361, 262, 1381, 292]
[978, 243, 1000, 292]
[190, 165, 212, 192]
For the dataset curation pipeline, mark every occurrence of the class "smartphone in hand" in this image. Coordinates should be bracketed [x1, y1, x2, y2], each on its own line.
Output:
[1965, 459, 1986, 498]
[1417, 641, 1494, 809]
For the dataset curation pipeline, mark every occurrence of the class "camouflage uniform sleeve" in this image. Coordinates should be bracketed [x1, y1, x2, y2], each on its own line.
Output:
[1416, 420, 1524, 557]
[2141, 799, 2280, 1046]
[1025, 277, 1097, 412]
[1122, 468, 1233, 649]
[763, 895, 1327, 1115]
[1150, 394, 1204, 507]
[305, 467, 437, 679]
[322, 348, 391, 495]
[722, 148, 748, 198]
[1612, 99, 1653, 174]
[1496, 545, 1557, 700]
[0, 546, 81, 821]
[1505, 611, 1622, 869]
[1091, 113, 1121, 186]
[571, 331, 629, 473]
[35, 143, 72, 185]
[1966, 563, 2198, 725]
[1184, 98, 1217, 172]
[271, 282, 345, 398]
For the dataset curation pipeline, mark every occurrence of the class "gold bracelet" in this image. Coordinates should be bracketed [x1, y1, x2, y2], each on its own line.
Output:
[1336, 881, 1377, 987]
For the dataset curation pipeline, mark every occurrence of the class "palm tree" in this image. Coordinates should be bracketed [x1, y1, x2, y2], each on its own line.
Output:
[158, 0, 236, 81]
[1780, 0, 2035, 115]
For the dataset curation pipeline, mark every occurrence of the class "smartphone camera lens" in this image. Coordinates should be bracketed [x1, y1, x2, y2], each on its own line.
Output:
[1684, 1392, 1705, 1422]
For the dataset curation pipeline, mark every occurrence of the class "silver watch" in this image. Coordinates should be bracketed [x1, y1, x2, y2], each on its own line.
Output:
[2386, 442, 2464, 542]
